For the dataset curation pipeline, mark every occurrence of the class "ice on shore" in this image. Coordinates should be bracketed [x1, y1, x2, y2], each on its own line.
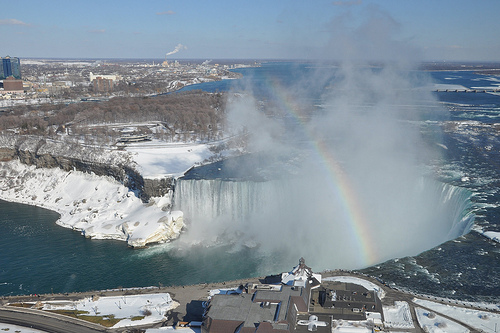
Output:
[483, 230, 500, 244]
[0, 160, 183, 247]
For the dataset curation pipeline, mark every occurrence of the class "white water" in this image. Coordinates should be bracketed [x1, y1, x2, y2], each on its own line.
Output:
[173, 175, 475, 270]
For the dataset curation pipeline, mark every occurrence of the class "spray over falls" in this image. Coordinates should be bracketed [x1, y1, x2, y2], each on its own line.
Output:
[173, 168, 474, 270]
[170, 59, 476, 271]
[170, 8, 478, 270]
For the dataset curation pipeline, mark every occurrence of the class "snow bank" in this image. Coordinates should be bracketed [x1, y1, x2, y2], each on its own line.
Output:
[0, 160, 183, 247]
[39, 293, 178, 328]
[413, 298, 500, 332]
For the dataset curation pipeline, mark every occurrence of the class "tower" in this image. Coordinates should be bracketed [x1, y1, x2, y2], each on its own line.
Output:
[0, 56, 22, 79]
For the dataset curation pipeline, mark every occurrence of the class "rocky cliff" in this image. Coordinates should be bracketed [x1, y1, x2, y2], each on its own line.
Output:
[0, 136, 174, 201]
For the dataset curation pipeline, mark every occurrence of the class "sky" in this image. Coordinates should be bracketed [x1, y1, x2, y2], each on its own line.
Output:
[1, 0, 500, 61]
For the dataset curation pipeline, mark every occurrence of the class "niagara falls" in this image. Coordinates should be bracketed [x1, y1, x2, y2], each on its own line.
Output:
[2, 1, 500, 314]
[171, 59, 476, 271]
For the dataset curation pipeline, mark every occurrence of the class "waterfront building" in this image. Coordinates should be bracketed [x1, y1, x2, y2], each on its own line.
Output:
[0, 56, 22, 79]
[201, 259, 385, 333]
[202, 259, 383, 332]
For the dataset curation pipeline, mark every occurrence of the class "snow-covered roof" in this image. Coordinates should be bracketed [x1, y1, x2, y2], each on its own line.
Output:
[281, 258, 321, 287]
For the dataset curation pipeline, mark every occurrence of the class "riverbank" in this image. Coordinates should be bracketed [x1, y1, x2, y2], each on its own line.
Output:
[0, 160, 184, 247]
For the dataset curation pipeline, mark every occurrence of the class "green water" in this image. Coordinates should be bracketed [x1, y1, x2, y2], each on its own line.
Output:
[0, 199, 275, 296]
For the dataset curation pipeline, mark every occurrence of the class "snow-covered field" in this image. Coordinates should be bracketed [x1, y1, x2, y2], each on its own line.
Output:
[415, 307, 469, 333]
[413, 298, 500, 332]
[0, 160, 183, 247]
[126, 140, 214, 178]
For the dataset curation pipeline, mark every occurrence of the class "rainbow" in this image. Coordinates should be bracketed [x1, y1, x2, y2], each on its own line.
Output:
[262, 75, 378, 267]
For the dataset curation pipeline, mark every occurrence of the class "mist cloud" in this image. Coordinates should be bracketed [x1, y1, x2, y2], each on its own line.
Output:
[174, 7, 469, 271]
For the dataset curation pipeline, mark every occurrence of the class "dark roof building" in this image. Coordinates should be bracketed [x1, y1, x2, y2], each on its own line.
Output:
[202, 259, 321, 333]
[201, 259, 384, 332]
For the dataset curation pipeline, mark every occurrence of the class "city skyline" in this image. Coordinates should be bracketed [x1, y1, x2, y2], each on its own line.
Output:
[1, 0, 500, 62]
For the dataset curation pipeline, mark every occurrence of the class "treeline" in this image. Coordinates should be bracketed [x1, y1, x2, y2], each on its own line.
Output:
[0, 91, 227, 142]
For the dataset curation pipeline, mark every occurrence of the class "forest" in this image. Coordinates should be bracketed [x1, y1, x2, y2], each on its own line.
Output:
[0, 90, 227, 145]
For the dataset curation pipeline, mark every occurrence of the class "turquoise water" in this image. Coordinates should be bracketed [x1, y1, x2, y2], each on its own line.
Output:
[0, 199, 271, 296]
[2, 63, 500, 301]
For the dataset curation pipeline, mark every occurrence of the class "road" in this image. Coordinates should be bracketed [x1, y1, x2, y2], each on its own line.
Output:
[0, 306, 106, 333]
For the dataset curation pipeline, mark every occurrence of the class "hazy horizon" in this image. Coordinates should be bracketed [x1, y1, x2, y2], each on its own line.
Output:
[2, 0, 500, 62]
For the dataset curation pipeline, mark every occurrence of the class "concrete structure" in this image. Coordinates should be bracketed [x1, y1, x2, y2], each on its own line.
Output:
[0, 56, 21, 79]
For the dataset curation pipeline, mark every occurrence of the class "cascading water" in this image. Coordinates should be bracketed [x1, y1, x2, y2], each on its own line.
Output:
[173, 173, 475, 271]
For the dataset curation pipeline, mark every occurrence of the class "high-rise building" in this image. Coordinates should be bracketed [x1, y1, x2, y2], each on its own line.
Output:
[92, 77, 113, 93]
[0, 56, 22, 80]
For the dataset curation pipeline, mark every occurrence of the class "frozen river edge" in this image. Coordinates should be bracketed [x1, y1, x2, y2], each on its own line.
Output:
[0, 160, 184, 248]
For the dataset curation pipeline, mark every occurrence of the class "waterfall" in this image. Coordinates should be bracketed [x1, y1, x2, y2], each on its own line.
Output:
[173, 176, 475, 270]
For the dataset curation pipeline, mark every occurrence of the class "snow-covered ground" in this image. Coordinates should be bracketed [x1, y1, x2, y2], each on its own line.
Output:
[126, 140, 214, 178]
[382, 301, 414, 329]
[0, 160, 183, 247]
[413, 298, 500, 332]
[18, 293, 178, 329]
[415, 307, 469, 333]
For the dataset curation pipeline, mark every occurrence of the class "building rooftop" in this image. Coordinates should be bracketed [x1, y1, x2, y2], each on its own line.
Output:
[202, 259, 383, 332]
